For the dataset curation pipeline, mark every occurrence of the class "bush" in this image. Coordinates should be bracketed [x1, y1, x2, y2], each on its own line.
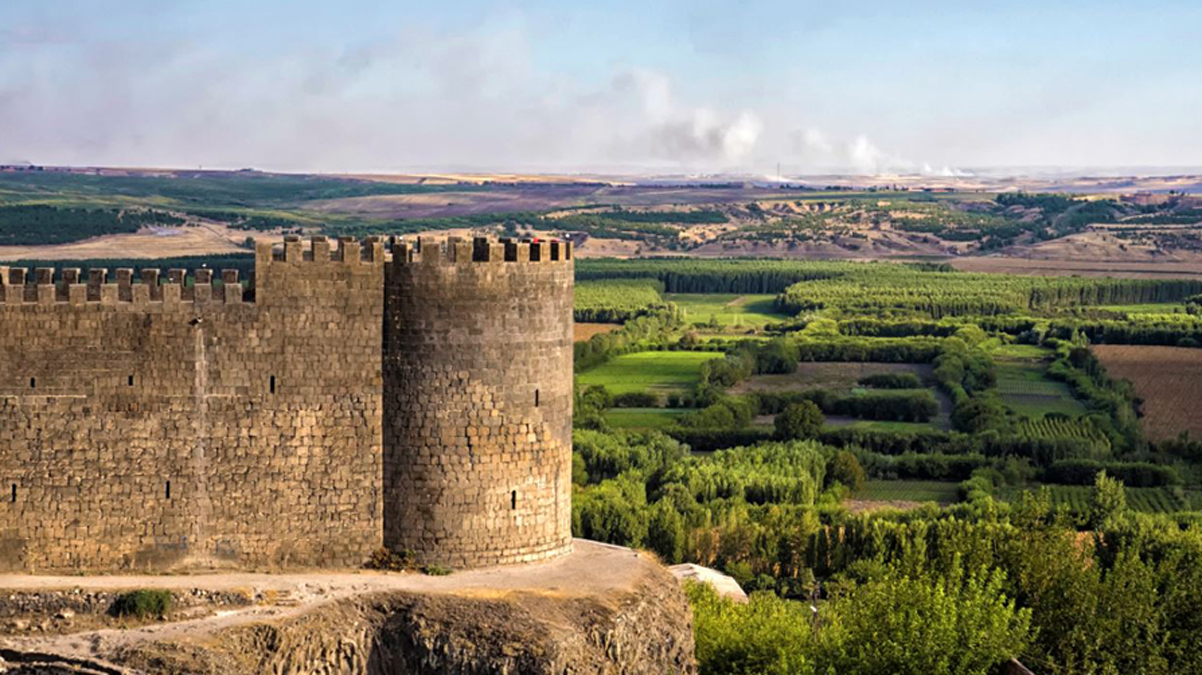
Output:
[365, 547, 418, 571]
[1044, 459, 1180, 487]
[857, 372, 922, 389]
[775, 401, 825, 440]
[831, 391, 940, 422]
[110, 589, 173, 619]
[827, 450, 866, 493]
[612, 391, 661, 408]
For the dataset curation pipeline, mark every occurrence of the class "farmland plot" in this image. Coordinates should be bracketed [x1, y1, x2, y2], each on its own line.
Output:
[996, 361, 1088, 419]
[1094, 345, 1202, 440]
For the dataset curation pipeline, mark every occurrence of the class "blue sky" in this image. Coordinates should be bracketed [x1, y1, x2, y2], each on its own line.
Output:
[2, 0, 1200, 174]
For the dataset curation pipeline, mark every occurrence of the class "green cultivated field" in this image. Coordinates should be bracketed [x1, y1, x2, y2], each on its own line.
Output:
[666, 293, 789, 327]
[995, 361, 1087, 418]
[576, 351, 719, 395]
[827, 419, 941, 433]
[859, 480, 961, 504]
[990, 343, 1055, 360]
[575, 278, 667, 323]
[605, 407, 691, 430]
[1001, 485, 1191, 514]
[1097, 302, 1189, 315]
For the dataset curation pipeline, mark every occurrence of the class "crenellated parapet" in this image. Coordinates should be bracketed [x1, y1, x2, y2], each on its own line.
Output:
[0, 232, 572, 573]
[389, 235, 572, 266]
[382, 234, 574, 568]
[256, 234, 386, 266]
[0, 236, 388, 309]
[0, 264, 249, 306]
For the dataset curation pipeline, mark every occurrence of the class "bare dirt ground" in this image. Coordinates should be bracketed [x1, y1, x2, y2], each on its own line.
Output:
[953, 256, 1202, 278]
[843, 499, 926, 514]
[574, 322, 619, 342]
[0, 540, 645, 665]
[305, 186, 599, 219]
[1093, 346, 1202, 441]
[0, 224, 276, 262]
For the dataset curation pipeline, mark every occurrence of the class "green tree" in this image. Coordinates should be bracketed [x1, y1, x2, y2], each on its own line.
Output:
[827, 450, 866, 493]
[951, 398, 1007, 434]
[647, 501, 686, 562]
[1090, 470, 1128, 531]
[686, 582, 817, 675]
[775, 401, 825, 440]
[571, 453, 589, 486]
[822, 563, 1031, 675]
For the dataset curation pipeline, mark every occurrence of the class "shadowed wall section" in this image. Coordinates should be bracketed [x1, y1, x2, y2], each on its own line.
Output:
[0, 237, 384, 572]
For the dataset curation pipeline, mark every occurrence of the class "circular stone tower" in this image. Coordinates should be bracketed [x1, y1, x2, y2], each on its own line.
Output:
[383, 236, 574, 568]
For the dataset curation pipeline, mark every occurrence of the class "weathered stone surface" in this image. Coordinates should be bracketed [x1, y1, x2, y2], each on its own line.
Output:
[384, 238, 574, 568]
[0, 542, 694, 675]
[0, 236, 574, 572]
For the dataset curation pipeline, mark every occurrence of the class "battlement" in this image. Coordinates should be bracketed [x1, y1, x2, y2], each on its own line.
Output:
[0, 230, 572, 572]
[389, 236, 572, 266]
[256, 234, 386, 266]
[0, 264, 249, 306]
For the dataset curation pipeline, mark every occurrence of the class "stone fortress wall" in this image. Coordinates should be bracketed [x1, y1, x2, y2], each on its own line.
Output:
[384, 238, 574, 568]
[0, 235, 573, 573]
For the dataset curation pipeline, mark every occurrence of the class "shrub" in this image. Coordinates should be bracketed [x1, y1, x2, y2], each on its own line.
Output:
[365, 547, 418, 571]
[110, 590, 173, 619]
[612, 391, 661, 408]
[857, 372, 922, 389]
[831, 391, 939, 422]
[827, 450, 866, 493]
[775, 401, 825, 440]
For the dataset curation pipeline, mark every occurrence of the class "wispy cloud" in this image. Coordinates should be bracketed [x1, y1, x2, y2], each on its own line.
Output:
[0, 16, 771, 172]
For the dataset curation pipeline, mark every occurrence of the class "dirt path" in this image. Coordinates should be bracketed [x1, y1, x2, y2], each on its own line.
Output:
[0, 541, 644, 668]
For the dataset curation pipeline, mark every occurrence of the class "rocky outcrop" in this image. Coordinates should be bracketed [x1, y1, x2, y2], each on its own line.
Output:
[117, 571, 693, 675]
[0, 543, 696, 675]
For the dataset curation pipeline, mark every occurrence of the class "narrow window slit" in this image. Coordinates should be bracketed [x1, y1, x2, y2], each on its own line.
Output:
[128, 375, 135, 387]
[269, 375, 276, 395]
[29, 377, 35, 389]
[10, 484, 15, 503]
[534, 389, 540, 407]
[511, 490, 517, 510]
[165, 481, 171, 500]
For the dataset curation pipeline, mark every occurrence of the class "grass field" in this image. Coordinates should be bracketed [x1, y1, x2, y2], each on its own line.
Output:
[666, 293, 790, 328]
[826, 419, 941, 433]
[1096, 302, 1189, 315]
[995, 361, 1087, 419]
[859, 480, 961, 504]
[990, 343, 1055, 360]
[605, 408, 690, 430]
[576, 351, 719, 395]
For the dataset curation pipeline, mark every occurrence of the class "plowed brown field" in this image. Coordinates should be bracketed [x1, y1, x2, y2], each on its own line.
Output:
[574, 322, 619, 342]
[1094, 345, 1202, 440]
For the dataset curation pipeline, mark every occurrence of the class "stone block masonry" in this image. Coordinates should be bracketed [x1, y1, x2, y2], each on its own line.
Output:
[0, 235, 573, 572]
